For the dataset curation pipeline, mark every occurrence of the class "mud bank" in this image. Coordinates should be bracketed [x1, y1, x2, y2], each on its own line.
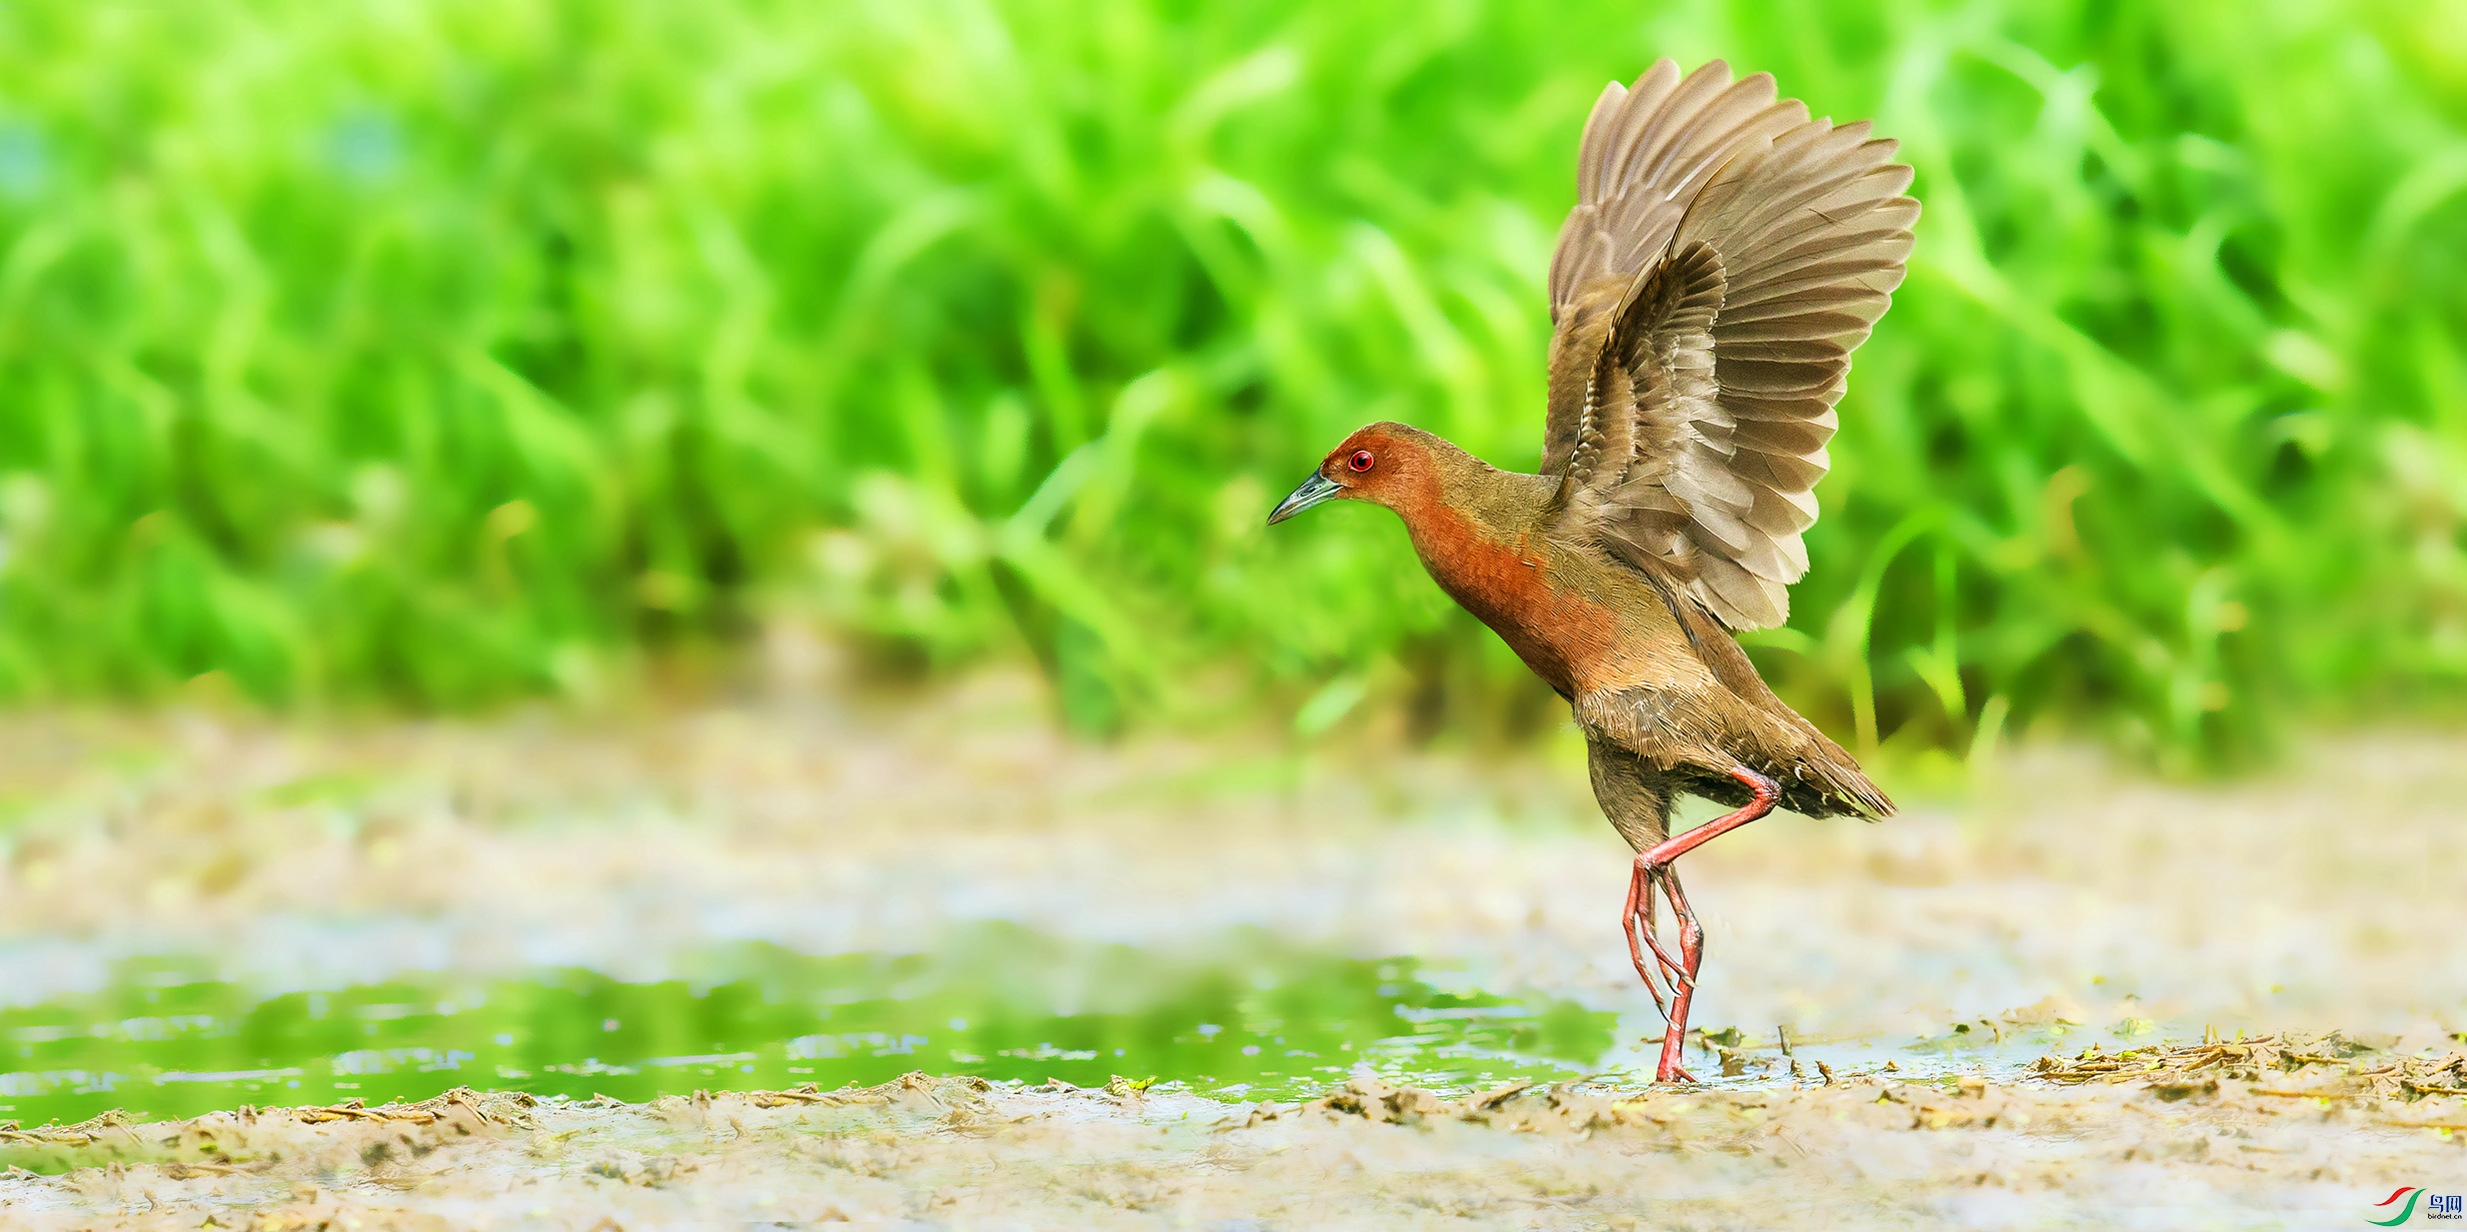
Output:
[4, 1063, 2463, 1231]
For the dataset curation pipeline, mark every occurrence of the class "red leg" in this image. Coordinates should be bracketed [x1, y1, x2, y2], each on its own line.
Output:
[1638, 766, 1779, 872]
[1622, 862, 1684, 1020]
[1620, 862, 1663, 1015]
[1622, 868, 1696, 1082]
[1650, 867, 1707, 1083]
[1633, 765, 1779, 1084]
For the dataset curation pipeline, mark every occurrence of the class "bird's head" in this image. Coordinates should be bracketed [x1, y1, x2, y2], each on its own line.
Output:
[1265, 422, 1442, 526]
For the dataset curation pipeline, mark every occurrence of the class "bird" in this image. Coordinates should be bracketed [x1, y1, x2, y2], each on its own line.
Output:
[1266, 59, 1914, 1084]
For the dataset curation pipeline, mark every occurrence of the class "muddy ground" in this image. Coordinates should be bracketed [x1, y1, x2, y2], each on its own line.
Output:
[0, 674, 2463, 1229]
[4, 1060, 2465, 1231]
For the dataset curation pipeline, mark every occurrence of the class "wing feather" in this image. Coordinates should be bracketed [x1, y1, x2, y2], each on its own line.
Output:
[1539, 60, 1917, 629]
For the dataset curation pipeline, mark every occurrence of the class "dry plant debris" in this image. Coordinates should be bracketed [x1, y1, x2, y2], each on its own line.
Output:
[2032, 1031, 2467, 1101]
[0, 1110, 137, 1150]
[286, 1087, 539, 1129]
[0, 1086, 537, 1146]
[740, 1071, 990, 1110]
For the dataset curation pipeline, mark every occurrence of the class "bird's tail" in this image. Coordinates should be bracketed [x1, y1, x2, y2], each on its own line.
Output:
[1801, 728, 1895, 820]
[1833, 760, 1895, 820]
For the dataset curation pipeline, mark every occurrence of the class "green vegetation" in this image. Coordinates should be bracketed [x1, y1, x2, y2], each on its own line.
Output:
[1, 1, 2461, 764]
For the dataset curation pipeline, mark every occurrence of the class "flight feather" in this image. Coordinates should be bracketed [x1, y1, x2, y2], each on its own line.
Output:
[1540, 59, 1917, 630]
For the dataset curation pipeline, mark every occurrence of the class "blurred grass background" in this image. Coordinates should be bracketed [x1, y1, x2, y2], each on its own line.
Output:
[0, 0, 2463, 769]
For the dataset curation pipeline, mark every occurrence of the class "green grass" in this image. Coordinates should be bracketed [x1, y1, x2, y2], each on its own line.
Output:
[0, 0, 2462, 766]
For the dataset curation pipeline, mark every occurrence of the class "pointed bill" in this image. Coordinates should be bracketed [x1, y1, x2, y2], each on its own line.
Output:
[1267, 472, 1341, 525]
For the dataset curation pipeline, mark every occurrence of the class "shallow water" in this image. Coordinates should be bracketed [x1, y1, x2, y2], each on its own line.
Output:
[2, 924, 2169, 1144]
[0, 924, 1623, 1129]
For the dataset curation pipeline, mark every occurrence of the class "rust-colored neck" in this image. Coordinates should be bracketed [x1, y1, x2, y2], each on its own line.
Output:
[1353, 437, 1591, 696]
[1366, 436, 1549, 572]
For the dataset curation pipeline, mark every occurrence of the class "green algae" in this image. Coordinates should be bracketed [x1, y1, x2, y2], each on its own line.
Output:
[0, 925, 1615, 1138]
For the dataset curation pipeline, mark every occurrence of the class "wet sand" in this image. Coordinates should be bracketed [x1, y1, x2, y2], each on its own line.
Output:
[1, 677, 2462, 1228]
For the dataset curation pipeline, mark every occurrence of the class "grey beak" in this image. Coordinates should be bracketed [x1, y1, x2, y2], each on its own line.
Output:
[1267, 472, 1342, 525]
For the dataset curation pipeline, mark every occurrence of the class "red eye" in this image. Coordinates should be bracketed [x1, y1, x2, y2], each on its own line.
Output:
[1347, 449, 1375, 473]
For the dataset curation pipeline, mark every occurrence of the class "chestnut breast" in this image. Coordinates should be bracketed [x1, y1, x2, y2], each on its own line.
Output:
[1405, 503, 1654, 698]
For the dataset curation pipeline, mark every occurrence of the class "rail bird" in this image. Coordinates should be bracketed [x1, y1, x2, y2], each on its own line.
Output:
[1268, 59, 1913, 1083]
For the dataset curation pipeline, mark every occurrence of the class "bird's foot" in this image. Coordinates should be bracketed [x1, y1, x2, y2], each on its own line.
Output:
[1647, 1028, 1700, 1083]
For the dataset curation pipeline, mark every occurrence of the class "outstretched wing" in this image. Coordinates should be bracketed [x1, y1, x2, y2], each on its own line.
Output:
[1540, 59, 1917, 630]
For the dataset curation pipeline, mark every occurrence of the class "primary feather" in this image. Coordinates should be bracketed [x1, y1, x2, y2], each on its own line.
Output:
[1541, 59, 1918, 630]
